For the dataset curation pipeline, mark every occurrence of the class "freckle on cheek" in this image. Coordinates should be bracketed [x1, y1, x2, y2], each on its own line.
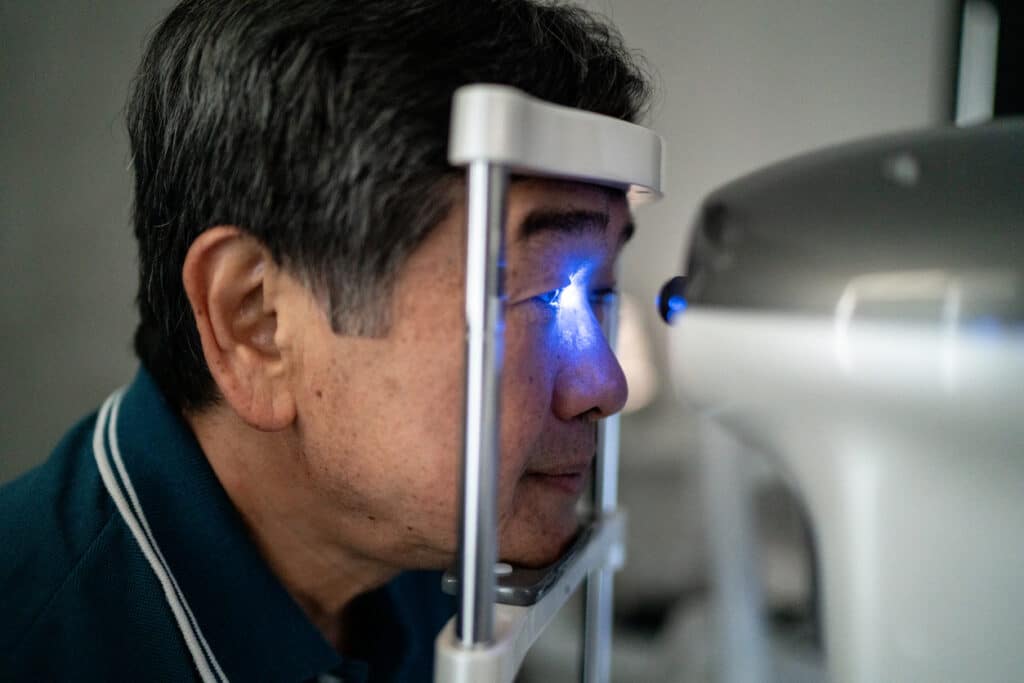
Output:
[315, 389, 323, 398]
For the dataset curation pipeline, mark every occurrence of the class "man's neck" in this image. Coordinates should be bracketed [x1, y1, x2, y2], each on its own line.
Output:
[185, 407, 398, 653]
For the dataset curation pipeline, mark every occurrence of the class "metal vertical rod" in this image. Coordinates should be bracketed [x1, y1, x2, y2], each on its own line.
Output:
[583, 294, 621, 683]
[456, 161, 508, 647]
[593, 290, 621, 513]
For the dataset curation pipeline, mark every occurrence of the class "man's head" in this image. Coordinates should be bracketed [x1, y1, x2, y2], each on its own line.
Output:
[129, 0, 651, 570]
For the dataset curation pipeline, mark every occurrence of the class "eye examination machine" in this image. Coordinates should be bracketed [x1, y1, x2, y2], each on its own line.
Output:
[432, 81, 1021, 682]
[663, 120, 1024, 682]
[434, 85, 663, 683]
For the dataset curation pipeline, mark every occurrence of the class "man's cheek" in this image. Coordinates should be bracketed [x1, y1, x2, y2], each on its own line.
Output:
[501, 346, 556, 431]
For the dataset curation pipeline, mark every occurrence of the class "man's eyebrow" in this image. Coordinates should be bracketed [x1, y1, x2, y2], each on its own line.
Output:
[517, 209, 635, 247]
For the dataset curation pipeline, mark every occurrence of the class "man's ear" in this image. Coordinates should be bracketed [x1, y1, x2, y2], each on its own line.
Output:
[182, 226, 296, 431]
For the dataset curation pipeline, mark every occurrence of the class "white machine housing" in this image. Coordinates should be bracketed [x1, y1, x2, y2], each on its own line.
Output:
[670, 120, 1024, 682]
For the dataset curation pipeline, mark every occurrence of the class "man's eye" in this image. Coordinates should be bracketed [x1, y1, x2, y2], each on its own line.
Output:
[530, 286, 617, 310]
[533, 288, 564, 308]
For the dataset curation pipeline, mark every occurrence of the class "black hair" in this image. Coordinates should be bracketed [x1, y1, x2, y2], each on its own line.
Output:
[128, 0, 652, 411]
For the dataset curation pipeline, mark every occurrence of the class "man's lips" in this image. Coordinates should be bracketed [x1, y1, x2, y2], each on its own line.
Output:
[525, 460, 593, 495]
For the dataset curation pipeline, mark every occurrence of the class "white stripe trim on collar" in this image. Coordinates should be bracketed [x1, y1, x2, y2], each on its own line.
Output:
[92, 389, 228, 683]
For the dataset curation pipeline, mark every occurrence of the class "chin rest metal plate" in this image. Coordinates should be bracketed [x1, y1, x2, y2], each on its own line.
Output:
[441, 517, 617, 606]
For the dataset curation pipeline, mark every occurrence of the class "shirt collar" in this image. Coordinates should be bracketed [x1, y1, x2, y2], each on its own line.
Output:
[112, 367, 379, 682]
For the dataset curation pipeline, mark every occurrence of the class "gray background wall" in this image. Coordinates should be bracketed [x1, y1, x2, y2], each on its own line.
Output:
[2, 0, 175, 479]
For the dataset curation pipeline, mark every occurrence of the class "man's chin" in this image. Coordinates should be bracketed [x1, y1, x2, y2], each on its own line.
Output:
[499, 520, 581, 569]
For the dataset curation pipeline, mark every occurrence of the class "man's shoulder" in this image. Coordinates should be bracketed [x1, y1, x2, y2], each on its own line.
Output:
[0, 410, 194, 679]
[0, 411, 113, 630]
[0, 412, 113, 647]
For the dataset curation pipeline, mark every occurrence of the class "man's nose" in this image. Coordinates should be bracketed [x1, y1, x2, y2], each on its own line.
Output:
[551, 328, 629, 422]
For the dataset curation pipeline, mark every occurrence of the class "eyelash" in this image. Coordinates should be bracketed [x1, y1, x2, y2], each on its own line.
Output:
[532, 286, 618, 309]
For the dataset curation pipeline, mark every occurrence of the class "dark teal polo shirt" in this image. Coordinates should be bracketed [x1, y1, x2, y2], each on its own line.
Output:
[0, 368, 454, 682]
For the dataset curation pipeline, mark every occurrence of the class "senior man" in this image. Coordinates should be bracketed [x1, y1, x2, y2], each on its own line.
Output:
[0, 0, 651, 680]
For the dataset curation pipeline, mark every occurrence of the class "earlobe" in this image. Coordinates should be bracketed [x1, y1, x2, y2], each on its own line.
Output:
[182, 226, 296, 431]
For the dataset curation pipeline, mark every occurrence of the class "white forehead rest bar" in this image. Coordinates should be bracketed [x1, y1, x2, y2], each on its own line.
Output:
[448, 84, 664, 204]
